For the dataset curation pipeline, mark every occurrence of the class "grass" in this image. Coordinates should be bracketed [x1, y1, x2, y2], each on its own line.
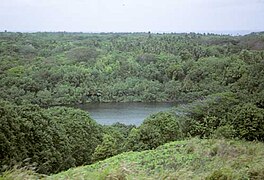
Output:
[1, 138, 264, 179]
[0, 166, 46, 180]
[47, 138, 264, 180]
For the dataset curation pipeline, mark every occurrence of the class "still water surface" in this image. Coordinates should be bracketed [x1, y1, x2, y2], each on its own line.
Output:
[76, 102, 175, 126]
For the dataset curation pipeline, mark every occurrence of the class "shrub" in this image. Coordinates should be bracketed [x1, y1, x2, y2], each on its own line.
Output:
[178, 92, 239, 138]
[230, 103, 264, 141]
[248, 166, 264, 180]
[125, 112, 183, 151]
[92, 134, 118, 162]
[210, 125, 236, 139]
[0, 100, 102, 174]
[206, 169, 234, 180]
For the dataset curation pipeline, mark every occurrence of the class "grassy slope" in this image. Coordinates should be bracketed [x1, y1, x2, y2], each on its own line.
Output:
[46, 138, 264, 180]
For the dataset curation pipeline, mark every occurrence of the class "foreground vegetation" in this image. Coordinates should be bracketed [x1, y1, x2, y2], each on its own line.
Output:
[2, 138, 264, 180]
[0, 32, 264, 177]
[48, 138, 264, 180]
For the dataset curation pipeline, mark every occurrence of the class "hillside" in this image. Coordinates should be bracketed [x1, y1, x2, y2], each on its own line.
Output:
[45, 138, 264, 180]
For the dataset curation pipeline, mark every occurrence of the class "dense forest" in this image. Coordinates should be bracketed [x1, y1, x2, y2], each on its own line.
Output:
[0, 32, 264, 177]
[1, 32, 263, 105]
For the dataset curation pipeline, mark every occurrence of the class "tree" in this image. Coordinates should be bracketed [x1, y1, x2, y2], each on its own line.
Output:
[92, 134, 118, 162]
[0, 101, 103, 174]
[230, 103, 264, 141]
[125, 112, 182, 151]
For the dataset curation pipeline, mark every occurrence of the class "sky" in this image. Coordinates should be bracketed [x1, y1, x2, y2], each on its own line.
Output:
[0, 0, 264, 33]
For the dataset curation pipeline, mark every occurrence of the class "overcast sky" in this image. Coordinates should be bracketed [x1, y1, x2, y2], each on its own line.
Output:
[0, 0, 264, 33]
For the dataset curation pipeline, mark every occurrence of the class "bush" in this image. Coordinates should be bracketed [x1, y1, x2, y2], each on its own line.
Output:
[230, 103, 264, 141]
[178, 92, 239, 138]
[92, 134, 118, 162]
[125, 112, 183, 151]
[206, 169, 235, 180]
[0, 101, 103, 174]
[248, 166, 264, 180]
[210, 125, 236, 139]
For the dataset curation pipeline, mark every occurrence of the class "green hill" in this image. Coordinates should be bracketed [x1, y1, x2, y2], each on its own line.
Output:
[45, 138, 264, 180]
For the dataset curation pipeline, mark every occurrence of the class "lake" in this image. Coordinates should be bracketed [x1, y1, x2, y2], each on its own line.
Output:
[76, 102, 176, 126]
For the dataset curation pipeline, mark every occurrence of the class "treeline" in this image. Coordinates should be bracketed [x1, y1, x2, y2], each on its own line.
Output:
[0, 32, 264, 175]
[0, 32, 263, 106]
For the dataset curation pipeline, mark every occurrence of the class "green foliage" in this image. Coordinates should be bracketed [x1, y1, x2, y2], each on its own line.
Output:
[205, 169, 235, 180]
[230, 103, 264, 141]
[178, 92, 239, 137]
[67, 47, 99, 63]
[110, 122, 136, 138]
[0, 100, 103, 174]
[0, 165, 45, 180]
[126, 112, 182, 151]
[1, 32, 264, 177]
[92, 134, 119, 162]
[6, 66, 25, 77]
[47, 138, 264, 180]
[175, 93, 263, 141]
[96, 123, 136, 160]
[210, 125, 236, 139]
[1, 32, 263, 105]
[248, 166, 264, 180]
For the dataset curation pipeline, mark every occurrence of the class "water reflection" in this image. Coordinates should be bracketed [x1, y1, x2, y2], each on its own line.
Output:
[76, 102, 175, 126]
